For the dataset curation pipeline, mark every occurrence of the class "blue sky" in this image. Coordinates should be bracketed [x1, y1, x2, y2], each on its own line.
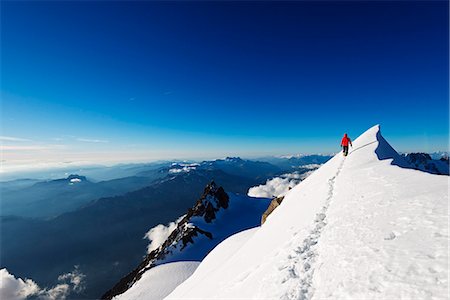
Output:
[1, 1, 448, 170]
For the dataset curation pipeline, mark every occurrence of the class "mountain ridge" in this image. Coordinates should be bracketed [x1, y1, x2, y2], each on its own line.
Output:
[103, 181, 271, 300]
[165, 125, 448, 299]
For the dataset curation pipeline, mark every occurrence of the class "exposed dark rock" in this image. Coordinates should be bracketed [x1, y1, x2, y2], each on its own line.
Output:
[403, 153, 432, 166]
[402, 153, 449, 175]
[440, 156, 449, 162]
[101, 181, 228, 300]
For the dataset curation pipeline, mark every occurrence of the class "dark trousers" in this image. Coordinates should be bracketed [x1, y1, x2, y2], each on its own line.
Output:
[343, 145, 349, 156]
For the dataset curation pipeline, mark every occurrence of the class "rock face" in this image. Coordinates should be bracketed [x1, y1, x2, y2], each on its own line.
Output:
[402, 153, 449, 175]
[101, 181, 229, 300]
[261, 196, 284, 225]
[191, 181, 229, 223]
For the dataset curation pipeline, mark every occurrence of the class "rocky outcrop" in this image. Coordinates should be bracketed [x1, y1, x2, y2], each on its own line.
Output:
[190, 181, 229, 222]
[261, 196, 284, 225]
[102, 181, 228, 300]
[402, 153, 449, 175]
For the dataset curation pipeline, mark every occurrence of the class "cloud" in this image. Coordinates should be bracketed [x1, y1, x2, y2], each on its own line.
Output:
[248, 170, 317, 198]
[0, 267, 86, 300]
[277, 154, 305, 159]
[56, 266, 85, 293]
[76, 138, 109, 143]
[0, 136, 31, 142]
[0, 269, 40, 300]
[144, 215, 185, 253]
[168, 163, 199, 174]
[41, 284, 70, 300]
[69, 178, 82, 184]
[0, 145, 66, 151]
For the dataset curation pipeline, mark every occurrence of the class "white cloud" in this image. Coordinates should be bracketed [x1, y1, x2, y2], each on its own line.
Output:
[39, 284, 70, 300]
[169, 163, 199, 174]
[277, 154, 305, 159]
[0, 136, 31, 142]
[76, 138, 109, 143]
[248, 170, 317, 198]
[57, 266, 85, 293]
[144, 215, 185, 253]
[0, 269, 40, 300]
[299, 164, 322, 170]
[0, 267, 85, 300]
[69, 178, 82, 184]
[0, 145, 66, 151]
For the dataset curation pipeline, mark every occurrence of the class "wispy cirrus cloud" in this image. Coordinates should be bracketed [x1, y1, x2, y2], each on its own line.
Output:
[0, 136, 32, 142]
[76, 138, 109, 143]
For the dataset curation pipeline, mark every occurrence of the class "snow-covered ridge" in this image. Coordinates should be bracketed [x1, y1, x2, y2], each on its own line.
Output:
[167, 125, 449, 300]
[103, 182, 271, 300]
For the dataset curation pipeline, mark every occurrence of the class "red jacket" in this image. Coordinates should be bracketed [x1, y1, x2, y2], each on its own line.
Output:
[341, 134, 352, 147]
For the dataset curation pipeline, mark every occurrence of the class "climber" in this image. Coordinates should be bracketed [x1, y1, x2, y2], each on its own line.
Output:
[341, 133, 352, 156]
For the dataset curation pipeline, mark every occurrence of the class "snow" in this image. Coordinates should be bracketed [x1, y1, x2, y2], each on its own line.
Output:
[166, 125, 449, 300]
[167, 228, 258, 293]
[113, 262, 200, 300]
[114, 193, 270, 300]
[156, 194, 271, 264]
[188, 228, 258, 277]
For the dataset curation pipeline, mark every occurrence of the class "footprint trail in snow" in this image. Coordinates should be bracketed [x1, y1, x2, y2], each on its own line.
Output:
[275, 158, 345, 300]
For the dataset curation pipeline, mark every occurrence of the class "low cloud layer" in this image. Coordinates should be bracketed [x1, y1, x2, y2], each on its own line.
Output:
[0, 266, 85, 300]
[248, 170, 316, 198]
[168, 163, 199, 174]
[144, 215, 185, 253]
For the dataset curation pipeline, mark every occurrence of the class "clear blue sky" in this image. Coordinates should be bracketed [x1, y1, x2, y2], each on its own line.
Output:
[1, 1, 448, 169]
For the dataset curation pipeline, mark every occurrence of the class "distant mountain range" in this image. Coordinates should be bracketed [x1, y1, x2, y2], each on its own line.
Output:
[2, 150, 447, 299]
[1, 156, 329, 299]
[1, 174, 155, 218]
[135, 126, 448, 300]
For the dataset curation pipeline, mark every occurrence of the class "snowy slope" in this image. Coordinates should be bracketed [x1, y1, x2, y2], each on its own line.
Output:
[154, 193, 271, 264]
[106, 183, 271, 300]
[167, 125, 449, 300]
[113, 262, 200, 300]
